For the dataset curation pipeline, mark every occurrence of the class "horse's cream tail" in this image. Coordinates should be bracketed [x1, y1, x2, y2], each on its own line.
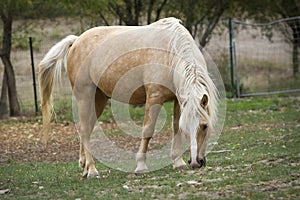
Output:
[41, 99, 52, 146]
[39, 35, 78, 146]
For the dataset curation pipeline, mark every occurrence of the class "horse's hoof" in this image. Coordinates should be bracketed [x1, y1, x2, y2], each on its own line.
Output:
[134, 169, 149, 176]
[82, 172, 88, 179]
[81, 170, 99, 179]
[79, 161, 85, 169]
[86, 172, 99, 179]
[87, 170, 99, 179]
[173, 158, 187, 169]
[174, 164, 188, 170]
[87, 173, 99, 179]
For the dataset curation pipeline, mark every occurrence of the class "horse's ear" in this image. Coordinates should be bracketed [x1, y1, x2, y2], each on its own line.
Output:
[200, 94, 208, 108]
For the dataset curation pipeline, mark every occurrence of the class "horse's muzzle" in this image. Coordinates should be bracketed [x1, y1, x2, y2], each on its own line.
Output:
[188, 157, 206, 168]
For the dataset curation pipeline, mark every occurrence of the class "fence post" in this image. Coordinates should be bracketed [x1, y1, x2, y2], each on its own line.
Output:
[228, 18, 235, 98]
[29, 37, 39, 115]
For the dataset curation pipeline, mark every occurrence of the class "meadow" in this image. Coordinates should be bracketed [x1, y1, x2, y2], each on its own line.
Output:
[0, 96, 299, 199]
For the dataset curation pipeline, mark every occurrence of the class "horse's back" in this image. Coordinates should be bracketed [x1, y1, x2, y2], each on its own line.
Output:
[67, 25, 175, 104]
[67, 26, 136, 85]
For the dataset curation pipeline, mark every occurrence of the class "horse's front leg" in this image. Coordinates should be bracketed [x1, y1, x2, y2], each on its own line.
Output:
[171, 99, 187, 169]
[135, 91, 163, 174]
[135, 137, 151, 174]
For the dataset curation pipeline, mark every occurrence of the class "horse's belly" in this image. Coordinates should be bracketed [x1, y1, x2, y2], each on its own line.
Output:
[100, 80, 147, 104]
[97, 65, 176, 104]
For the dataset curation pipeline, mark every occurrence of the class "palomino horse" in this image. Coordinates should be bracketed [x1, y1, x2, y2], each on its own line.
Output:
[39, 17, 218, 178]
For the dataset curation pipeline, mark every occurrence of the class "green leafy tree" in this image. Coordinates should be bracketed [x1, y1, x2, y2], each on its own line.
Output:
[97, 0, 234, 47]
[60, 0, 109, 31]
[161, 0, 237, 47]
[102, 0, 168, 25]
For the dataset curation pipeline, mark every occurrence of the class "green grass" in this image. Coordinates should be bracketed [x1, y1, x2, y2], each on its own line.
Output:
[229, 56, 300, 95]
[1, 96, 299, 199]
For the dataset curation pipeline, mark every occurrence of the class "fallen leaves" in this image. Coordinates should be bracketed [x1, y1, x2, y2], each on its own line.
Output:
[0, 119, 172, 165]
[0, 120, 79, 164]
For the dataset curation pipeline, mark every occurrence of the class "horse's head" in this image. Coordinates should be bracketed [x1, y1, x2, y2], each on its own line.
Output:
[180, 93, 211, 169]
[188, 94, 210, 168]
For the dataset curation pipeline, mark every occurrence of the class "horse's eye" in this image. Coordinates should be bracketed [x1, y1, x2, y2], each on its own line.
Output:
[201, 124, 208, 130]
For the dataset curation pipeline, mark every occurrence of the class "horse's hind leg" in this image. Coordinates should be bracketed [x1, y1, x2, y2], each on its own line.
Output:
[75, 84, 106, 178]
[78, 89, 108, 170]
[135, 88, 163, 174]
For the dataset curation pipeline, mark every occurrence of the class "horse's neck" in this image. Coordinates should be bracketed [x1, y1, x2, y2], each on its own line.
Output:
[173, 63, 185, 89]
[173, 68, 195, 105]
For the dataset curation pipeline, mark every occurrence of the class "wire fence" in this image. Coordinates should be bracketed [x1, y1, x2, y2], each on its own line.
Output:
[229, 16, 300, 97]
[0, 37, 73, 116]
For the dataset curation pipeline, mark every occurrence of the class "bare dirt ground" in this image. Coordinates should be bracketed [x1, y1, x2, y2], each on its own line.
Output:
[0, 119, 172, 165]
[0, 119, 79, 164]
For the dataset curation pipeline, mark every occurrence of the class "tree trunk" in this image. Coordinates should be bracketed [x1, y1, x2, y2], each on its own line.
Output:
[147, 0, 155, 24]
[134, 0, 142, 25]
[185, 0, 195, 35]
[0, 69, 9, 119]
[124, 0, 134, 25]
[199, 1, 226, 47]
[109, 0, 138, 26]
[0, 13, 20, 117]
[154, 0, 167, 22]
[1, 56, 20, 116]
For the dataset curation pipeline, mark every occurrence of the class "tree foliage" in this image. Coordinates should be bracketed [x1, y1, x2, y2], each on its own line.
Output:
[65, 0, 236, 48]
[166, 0, 236, 47]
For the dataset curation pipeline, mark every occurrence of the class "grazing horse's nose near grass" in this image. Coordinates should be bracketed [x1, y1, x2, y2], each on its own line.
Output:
[188, 157, 206, 168]
[190, 161, 201, 168]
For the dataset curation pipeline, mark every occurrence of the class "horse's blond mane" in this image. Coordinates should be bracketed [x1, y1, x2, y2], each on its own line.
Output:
[154, 17, 218, 136]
